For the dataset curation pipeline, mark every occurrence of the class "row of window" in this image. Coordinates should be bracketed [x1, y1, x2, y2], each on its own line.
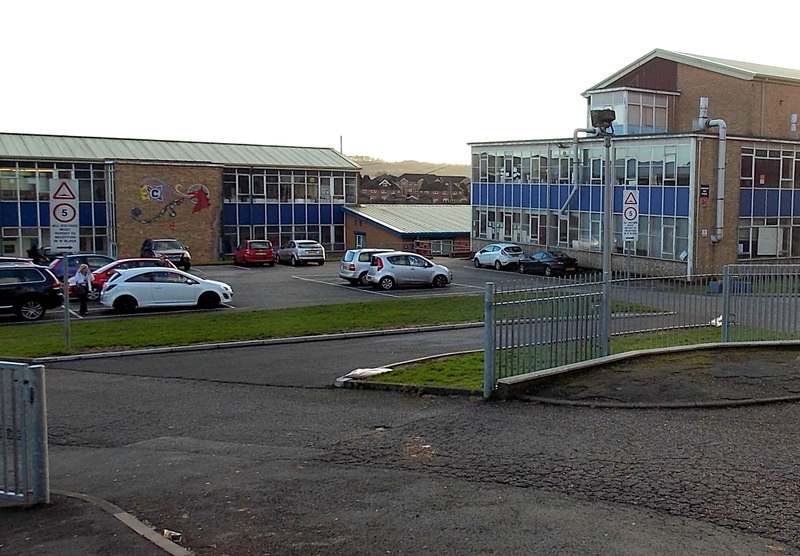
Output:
[223, 169, 358, 204]
[0, 162, 108, 202]
[740, 147, 800, 188]
[472, 142, 692, 187]
[221, 224, 345, 255]
[472, 207, 689, 261]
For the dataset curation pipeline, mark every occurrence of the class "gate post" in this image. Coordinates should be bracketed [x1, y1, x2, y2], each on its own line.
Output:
[483, 282, 496, 399]
[722, 265, 731, 343]
[26, 364, 50, 505]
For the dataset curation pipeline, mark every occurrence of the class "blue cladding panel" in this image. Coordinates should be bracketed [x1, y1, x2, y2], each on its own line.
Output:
[306, 205, 319, 224]
[676, 187, 689, 216]
[321, 205, 333, 224]
[766, 190, 779, 216]
[740, 190, 752, 216]
[280, 204, 293, 224]
[663, 188, 676, 216]
[522, 184, 530, 208]
[237, 204, 251, 224]
[223, 203, 237, 224]
[93, 203, 107, 225]
[333, 205, 344, 224]
[590, 185, 602, 212]
[751, 190, 766, 216]
[293, 204, 306, 223]
[40, 203, 49, 225]
[650, 187, 663, 214]
[267, 203, 279, 224]
[487, 184, 496, 205]
[79, 203, 92, 224]
[20, 202, 38, 226]
[780, 191, 793, 216]
[252, 206, 265, 225]
[512, 184, 522, 207]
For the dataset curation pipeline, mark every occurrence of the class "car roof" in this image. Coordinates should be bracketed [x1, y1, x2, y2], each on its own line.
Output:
[114, 266, 191, 277]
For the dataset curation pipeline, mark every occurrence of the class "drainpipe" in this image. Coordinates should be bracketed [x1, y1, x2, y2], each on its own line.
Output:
[791, 114, 799, 139]
[560, 127, 597, 216]
[694, 98, 727, 243]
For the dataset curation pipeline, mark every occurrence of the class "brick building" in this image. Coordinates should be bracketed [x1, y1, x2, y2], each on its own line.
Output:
[470, 49, 800, 276]
[0, 134, 360, 262]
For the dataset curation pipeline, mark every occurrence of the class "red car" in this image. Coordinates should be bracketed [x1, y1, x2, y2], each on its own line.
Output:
[234, 239, 275, 267]
[82, 257, 177, 300]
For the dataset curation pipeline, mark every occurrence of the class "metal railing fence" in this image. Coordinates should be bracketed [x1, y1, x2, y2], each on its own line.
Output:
[1, 361, 49, 505]
[484, 264, 800, 395]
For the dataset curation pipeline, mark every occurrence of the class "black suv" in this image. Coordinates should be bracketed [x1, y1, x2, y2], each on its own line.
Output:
[0, 263, 64, 321]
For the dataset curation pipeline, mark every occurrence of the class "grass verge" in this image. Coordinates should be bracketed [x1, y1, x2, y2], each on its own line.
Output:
[0, 296, 483, 359]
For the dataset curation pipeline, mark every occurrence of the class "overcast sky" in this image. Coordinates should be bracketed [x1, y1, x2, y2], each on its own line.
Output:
[5, 1, 798, 164]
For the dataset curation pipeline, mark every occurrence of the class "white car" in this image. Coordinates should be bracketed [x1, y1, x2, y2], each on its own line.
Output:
[473, 243, 524, 270]
[339, 248, 393, 285]
[366, 251, 452, 290]
[100, 267, 233, 312]
[275, 239, 326, 266]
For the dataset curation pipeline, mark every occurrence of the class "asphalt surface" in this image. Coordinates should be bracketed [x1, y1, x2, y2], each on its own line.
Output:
[2, 331, 800, 555]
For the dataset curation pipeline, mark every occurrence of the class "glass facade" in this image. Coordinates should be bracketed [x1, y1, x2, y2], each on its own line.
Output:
[0, 160, 109, 256]
[589, 89, 673, 136]
[738, 144, 800, 259]
[471, 138, 693, 262]
[220, 167, 358, 254]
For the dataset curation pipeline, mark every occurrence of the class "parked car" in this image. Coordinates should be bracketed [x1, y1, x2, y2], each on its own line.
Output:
[366, 251, 452, 290]
[473, 243, 525, 270]
[86, 258, 178, 300]
[518, 250, 578, 276]
[234, 239, 276, 267]
[100, 267, 233, 313]
[339, 248, 393, 285]
[0, 256, 36, 265]
[140, 238, 192, 270]
[48, 254, 115, 281]
[0, 263, 63, 321]
[276, 239, 325, 266]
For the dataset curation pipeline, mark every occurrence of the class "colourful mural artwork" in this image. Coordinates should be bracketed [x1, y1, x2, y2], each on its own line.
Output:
[131, 177, 211, 224]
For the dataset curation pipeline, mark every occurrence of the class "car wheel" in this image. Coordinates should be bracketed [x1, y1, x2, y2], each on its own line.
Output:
[318, 260, 325, 265]
[545, 266, 553, 277]
[113, 296, 137, 313]
[494, 260, 502, 270]
[377, 276, 395, 290]
[473, 258, 481, 268]
[183, 263, 191, 271]
[16, 298, 46, 321]
[87, 286, 101, 302]
[268, 261, 275, 267]
[518, 264, 526, 273]
[358, 272, 370, 286]
[198, 292, 221, 309]
[290, 256, 298, 267]
[432, 275, 448, 288]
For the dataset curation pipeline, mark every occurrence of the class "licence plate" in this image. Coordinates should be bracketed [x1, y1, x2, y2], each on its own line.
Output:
[255, 251, 266, 255]
[306, 250, 319, 255]
[566, 267, 575, 271]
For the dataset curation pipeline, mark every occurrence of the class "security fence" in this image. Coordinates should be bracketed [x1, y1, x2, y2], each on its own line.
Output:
[1, 361, 49, 505]
[484, 264, 800, 396]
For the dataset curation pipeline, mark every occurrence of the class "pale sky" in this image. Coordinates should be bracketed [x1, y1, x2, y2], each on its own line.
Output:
[5, 1, 798, 165]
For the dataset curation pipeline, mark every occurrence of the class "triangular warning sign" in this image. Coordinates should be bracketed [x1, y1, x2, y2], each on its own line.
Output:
[53, 181, 77, 200]
[624, 191, 637, 205]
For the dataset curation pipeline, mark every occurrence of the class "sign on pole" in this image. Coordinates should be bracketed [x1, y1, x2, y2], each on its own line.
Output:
[49, 179, 79, 252]
[622, 190, 639, 241]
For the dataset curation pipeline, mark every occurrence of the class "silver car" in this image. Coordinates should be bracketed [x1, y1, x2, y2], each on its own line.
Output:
[339, 248, 393, 285]
[366, 251, 453, 290]
[276, 239, 326, 266]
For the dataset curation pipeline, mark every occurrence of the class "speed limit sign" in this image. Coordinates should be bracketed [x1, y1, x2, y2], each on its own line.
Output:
[49, 179, 80, 252]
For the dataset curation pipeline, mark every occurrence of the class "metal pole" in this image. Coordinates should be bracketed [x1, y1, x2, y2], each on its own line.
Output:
[600, 135, 612, 357]
[62, 253, 71, 351]
[26, 364, 50, 504]
[483, 282, 496, 399]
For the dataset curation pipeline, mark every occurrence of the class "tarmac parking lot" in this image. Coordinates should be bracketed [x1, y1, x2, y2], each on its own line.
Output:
[1, 256, 569, 323]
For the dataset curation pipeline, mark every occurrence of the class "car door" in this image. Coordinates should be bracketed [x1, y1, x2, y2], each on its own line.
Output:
[150, 270, 197, 305]
[405, 254, 433, 285]
[386, 254, 412, 284]
[477, 245, 497, 266]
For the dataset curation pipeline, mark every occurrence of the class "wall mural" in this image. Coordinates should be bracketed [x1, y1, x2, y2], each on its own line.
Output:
[131, 177, 211, 224]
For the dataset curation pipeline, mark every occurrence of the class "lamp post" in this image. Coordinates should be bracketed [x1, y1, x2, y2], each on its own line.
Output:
[590, 109, 616, 357]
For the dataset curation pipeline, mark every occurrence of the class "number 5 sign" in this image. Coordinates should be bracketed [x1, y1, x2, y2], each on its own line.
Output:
[49, 179, 80, 252]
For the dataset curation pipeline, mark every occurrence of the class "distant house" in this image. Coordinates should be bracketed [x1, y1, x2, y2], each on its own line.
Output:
[342, 204, 471, 256]
[359, 173, 470, 204]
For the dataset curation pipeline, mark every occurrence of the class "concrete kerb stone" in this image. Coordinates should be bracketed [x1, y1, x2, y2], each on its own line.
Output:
[52, 489, 192, 556]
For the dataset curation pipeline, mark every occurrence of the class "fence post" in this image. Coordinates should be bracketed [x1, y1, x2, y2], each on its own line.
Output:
[26, 365, 50, 505]
[721, 265, 731, 343]
[483, 282, 495, 399]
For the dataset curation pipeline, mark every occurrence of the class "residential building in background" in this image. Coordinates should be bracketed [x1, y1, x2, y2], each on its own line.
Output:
[471, 49, 800, 276]
[360, 173, 469, 204]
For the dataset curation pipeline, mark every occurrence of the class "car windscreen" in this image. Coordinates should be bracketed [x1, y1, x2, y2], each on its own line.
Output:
[153, 240, 183, 250]
[342, 251, 356, 262]
[505, 246, 523, 254]
[249, 241, 271, 249]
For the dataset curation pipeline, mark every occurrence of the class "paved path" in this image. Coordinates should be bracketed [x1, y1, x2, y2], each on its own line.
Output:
[3, 330, 799, 555]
